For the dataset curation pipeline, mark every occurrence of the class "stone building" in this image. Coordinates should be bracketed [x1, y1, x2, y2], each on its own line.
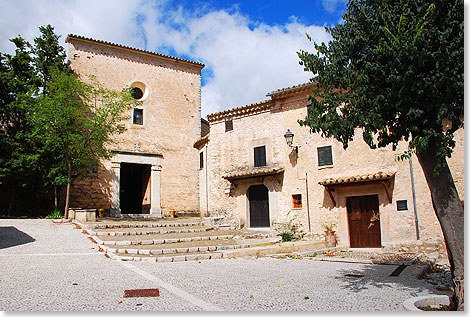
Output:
[66, 35, 204, 217]
[195, 82, 464, 251]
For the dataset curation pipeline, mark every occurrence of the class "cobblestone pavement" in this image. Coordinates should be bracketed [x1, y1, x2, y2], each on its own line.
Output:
[0, 219, 449, 312]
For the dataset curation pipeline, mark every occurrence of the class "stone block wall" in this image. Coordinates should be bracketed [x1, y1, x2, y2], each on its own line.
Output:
[67, 37, 203, 215]
[206, 86, 464, 249]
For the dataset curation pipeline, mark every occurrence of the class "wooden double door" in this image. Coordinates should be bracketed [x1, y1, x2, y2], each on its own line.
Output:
[347, 195, 382, 248]
[248, 185, 270, 228]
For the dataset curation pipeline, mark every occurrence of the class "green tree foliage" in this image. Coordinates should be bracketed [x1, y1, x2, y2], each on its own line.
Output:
[0, 24, 137, 217]
[32, 70, 136, 217]
[297, 0, 463, 309]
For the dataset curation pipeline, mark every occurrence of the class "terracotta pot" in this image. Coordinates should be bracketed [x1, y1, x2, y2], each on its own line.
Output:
[325, 230, 336, 247]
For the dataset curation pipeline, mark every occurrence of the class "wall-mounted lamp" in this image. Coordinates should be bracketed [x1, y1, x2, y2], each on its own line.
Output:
[284, 129, 298, 153]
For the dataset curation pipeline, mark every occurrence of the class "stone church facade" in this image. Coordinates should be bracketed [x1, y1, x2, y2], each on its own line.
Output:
[196, 82, 464, 251]
[66, 35, 204, 217]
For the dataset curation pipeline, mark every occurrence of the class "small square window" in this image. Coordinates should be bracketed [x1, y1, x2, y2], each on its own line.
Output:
[199, 151, 204, 169]
[225, 119, 233, 132]
[254, 146, 267, 167]
[307, 104, 314, 118]
[317, 145, 333, 167]
[292, 194, 302, 208]
[133, 108, 143, 125]
[397, 200, 408, 211]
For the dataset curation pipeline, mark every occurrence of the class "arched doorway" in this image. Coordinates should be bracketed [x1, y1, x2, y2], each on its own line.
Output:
[248, 185, 270, 228]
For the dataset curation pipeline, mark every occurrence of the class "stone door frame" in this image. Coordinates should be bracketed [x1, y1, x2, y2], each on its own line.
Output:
[110, 150, 162, 217]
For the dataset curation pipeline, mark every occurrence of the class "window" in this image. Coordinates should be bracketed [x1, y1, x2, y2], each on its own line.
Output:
[133, 108, 143, 125]
[292, 194, 302, 208]
[225, 119, 233, 132]
[307, 104, 313, 118]
[131, 87, 144, 100]
[199, 151, 204, 169]
[397, 200, 408, 211]
[254, 146, 266, 167]
[317, 145, 333, 167]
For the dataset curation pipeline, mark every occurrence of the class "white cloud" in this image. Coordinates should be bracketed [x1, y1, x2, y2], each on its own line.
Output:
[0, 0, 331, 117]
[321, 0, 347, 13]
[0, 0, 145, 54]
[138, 8, 331, 116]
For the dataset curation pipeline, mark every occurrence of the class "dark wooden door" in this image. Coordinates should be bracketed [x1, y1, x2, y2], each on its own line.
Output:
[120, 163, 143, 214]
[249, 185, 270, 227]
[347, 195, 381, 247]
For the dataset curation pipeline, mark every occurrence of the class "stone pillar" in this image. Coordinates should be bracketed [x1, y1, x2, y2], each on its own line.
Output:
[110, 162, 120, 217]
[150, 164, 162, 217]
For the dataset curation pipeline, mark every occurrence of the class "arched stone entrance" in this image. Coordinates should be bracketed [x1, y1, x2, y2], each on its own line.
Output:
[248, 184, 270, 228]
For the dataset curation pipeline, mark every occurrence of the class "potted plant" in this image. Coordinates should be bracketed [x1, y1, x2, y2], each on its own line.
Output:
[322, 222, 337, 248]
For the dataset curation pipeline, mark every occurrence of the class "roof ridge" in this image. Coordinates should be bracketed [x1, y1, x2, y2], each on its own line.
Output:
[66, 34, 205, 68]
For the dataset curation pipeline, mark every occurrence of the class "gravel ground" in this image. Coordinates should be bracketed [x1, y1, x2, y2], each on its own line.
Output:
[0, 219, 448, 312]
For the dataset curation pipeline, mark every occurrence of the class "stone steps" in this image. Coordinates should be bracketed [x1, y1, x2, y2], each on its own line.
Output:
[89, 221, 205, 229]
[93, 233, 236, 246]
[93, 226, 210, 236]
[75, 218, 299, 262]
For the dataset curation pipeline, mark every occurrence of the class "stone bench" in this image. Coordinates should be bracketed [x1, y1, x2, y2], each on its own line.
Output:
[73, 209, 96, 222]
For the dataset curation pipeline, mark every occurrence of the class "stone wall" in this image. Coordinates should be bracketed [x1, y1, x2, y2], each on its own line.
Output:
[206, 86, 464, 249]
[67, 37, 203, 215]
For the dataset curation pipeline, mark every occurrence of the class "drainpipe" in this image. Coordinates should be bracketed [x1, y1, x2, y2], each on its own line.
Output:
[305, 173, 311, 233]
[409, 145, 420, 240]
[205, 143, 209, 217]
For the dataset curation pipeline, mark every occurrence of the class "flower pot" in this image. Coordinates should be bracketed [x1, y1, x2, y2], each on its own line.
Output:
[325, 230, 336, 248]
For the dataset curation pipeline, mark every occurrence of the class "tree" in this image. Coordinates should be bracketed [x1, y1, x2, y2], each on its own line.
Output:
[297, 0, 463, 309]
[32, 70, 136, 218]
[0, 38, 41, 216]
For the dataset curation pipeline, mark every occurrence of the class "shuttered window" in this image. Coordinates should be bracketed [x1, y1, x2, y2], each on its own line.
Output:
[254, 146, 267, 167]
[307, 104, 313, 118]
[225, 119, 233, 132]
[199, 151, 204, 169]
[317, 145, 333, 166]
[292, 194, 302, 208]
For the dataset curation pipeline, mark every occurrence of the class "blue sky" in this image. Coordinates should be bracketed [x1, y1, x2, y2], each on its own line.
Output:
[0, 0, 347, 116]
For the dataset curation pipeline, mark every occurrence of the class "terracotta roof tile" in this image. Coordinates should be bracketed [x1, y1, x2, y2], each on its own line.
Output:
[266, 81, 316, 97]
[223, 165, 284, 180]
[66, 34, 205, 68]
[319, 171, 396, 186]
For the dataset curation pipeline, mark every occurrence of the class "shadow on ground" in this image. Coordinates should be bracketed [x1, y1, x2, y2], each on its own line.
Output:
[332, 262, 449, 298]
[0, 226, 36, 249]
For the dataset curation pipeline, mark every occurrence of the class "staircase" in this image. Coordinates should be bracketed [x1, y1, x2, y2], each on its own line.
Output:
[75, 217, 284, 262]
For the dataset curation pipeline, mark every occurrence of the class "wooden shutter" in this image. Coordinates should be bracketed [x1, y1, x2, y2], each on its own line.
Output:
[199, 151, 204, 169]
[317, 145, 333, 166]
[292, 194, 302, 208]
[225, 119, 233, 132]
[254, 146, 266, 167]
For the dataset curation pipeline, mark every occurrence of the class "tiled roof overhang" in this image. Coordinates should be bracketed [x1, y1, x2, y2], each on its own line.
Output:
[319, 171, 396, 186]
[319, 171, 396, 206]
[66, 34, 205, 69]
[207, 100, 272, 123]
[193, 133, 209, 149]
[222, 165, 284, 181]
[266, 82, 317, 99]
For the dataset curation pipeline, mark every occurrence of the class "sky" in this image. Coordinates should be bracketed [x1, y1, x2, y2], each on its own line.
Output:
[0, 0, 347, 117]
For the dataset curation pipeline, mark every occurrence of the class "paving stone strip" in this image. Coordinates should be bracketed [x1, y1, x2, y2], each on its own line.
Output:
[99, 234, 235, 246]
[94, 227, 210, 236]
[89, 221, 205, 229]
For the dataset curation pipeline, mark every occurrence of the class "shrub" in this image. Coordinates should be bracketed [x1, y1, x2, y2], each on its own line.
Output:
[273, 212, 305, 242]
[45, 209, 62, 219]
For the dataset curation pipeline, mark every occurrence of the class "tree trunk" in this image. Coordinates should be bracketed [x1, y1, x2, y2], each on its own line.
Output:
[416, 147, 464, 311]
[54, 184, 58, 210]
[64, 162, 72, 219]
[7, 182, 14, 218]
